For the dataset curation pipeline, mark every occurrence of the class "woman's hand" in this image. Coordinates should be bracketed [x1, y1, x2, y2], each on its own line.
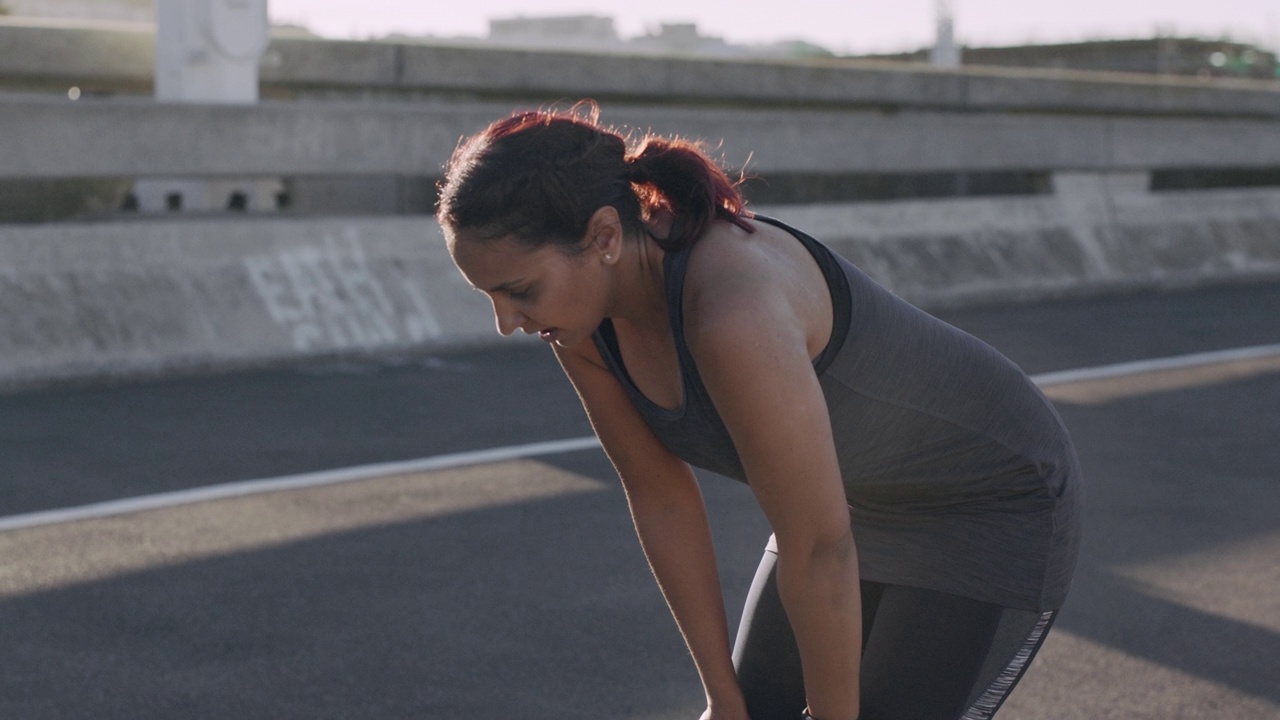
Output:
[698, 686, 751, 720]
[698, 702, 751, 720]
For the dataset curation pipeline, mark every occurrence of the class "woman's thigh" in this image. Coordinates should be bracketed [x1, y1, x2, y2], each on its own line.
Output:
[731, 539, 1056, 720]
[732, 541, 804, 719]
[859, 584, 1003, 720]
[732, 542, 885, 719]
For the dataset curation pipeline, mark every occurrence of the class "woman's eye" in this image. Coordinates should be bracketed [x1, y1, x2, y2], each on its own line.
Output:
[509, 287, 533, 301]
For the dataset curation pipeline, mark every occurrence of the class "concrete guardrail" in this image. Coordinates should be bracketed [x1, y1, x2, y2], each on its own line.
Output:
[2, 19, 1279, 390]
[4, 97, 1280, 179]
[2, 185, 1279, 390]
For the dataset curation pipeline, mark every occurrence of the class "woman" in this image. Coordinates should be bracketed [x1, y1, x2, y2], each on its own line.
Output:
[436, 105, 1083, 720]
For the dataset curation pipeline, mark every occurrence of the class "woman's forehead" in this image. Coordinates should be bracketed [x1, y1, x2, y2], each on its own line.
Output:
[449, 234, 569, 286]
[449, 233, 538, 262]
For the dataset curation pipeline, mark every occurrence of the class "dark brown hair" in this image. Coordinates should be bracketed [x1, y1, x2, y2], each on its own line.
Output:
[436, 103, 752, 253]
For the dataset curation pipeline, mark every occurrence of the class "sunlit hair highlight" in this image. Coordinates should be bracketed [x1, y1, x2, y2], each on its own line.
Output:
[436, 102, 752, 253]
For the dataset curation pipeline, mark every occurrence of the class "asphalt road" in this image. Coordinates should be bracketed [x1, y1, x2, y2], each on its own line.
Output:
[1, 281, 1278, 720]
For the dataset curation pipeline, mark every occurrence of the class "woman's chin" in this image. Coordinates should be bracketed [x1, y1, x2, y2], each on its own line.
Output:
[551, 331, 590, 349]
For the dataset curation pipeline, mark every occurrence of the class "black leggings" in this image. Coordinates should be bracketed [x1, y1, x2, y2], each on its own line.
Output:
[732, 539, 1057, 720]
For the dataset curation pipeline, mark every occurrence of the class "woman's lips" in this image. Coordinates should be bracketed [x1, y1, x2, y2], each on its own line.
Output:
[539, 328, 555, 342]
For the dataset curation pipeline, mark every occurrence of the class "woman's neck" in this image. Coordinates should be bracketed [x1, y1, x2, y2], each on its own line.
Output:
[607, 228, 669, 331]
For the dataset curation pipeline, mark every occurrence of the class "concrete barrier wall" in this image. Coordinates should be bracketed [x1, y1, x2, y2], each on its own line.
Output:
[0, 217, 496, 389]
[0, 19, 154, 95]
[3, 19, 1280, 389]
[3, 183, 1279, 391]
[773, 180, 1280, 306]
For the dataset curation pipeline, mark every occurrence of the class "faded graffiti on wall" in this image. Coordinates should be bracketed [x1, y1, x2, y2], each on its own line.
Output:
[243, 228, 442, 351]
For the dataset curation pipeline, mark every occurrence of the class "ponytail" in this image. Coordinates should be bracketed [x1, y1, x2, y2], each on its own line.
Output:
[437, 104, 752, 253]
[625, 136, 753, 252]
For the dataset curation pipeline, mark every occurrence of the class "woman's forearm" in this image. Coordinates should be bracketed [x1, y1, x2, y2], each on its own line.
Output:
[775, 532, 863, 720]
[628, 481, 745, 711]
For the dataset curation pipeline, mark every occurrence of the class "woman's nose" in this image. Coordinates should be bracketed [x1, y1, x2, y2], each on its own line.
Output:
[491, 298, 524, 336]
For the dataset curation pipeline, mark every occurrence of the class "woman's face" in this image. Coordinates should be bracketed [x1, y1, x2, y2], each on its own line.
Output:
[449, 234, 610, 348]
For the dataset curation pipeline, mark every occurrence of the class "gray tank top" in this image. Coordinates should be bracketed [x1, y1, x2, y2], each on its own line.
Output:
[592, 215, 1082, 612]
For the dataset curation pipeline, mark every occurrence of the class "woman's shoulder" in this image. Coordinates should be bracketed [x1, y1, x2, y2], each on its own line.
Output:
[681, 216, 824, 350]
[684, 217, 797, 295]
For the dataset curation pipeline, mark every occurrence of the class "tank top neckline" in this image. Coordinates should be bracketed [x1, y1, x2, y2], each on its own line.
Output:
[596, 243, 691, 419]
[594, 214, 851, 421]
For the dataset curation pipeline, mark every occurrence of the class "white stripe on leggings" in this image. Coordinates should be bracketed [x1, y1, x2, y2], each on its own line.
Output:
[960, 610, 1056, 720]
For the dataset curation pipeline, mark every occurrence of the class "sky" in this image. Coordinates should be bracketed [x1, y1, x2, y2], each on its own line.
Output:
[267, 0, 1280, 55]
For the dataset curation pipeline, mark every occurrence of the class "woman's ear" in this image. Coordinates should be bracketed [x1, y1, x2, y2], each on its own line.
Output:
[585, 206, 623, 264]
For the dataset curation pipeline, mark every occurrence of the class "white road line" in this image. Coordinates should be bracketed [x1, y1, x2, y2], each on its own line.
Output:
[3, 343, 1279, 534]
[0, 436, 602, 534]
[1028, 343, 1280, 387]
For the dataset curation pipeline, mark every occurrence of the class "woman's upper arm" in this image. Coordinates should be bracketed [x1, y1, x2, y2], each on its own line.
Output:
[684, 273, 851, 552]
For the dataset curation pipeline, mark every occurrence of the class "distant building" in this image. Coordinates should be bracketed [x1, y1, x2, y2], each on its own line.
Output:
[870, 37, 1279, 80]
[1, 0, 152, 22]
[479, 13, 832, 59]
[487, 14, 620, 51]
[630, 22, 731, 56]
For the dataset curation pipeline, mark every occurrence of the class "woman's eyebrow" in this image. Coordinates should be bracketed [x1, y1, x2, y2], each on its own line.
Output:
[484, 279, 527, 294]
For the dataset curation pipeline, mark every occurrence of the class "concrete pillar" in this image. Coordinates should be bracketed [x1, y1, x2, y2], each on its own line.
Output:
[137, 0, 278, 213]
[930, 0, 961, 68]
[155, 0, 270, 103]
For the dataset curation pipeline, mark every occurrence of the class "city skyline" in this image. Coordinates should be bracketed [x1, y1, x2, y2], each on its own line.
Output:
[267, 0, 1280, 54]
